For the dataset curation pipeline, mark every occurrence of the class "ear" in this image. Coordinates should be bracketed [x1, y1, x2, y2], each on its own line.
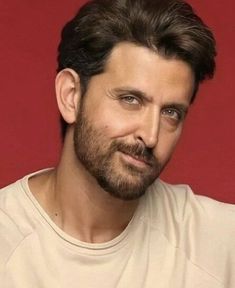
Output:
[55, 68, 81, 124]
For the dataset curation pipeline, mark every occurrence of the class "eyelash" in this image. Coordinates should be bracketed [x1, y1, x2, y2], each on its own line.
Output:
[120, 95, 141, 105]
[118, 94, 184, 122]
[162, 108, 183, 121]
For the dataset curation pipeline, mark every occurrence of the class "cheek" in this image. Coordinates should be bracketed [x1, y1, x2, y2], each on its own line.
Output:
[89, 108, 138, 139]
[101, 121, 136, 139]
[156, 129, 182, 161]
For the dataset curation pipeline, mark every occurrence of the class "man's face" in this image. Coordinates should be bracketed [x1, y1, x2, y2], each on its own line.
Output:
[73, 43, 194, 200]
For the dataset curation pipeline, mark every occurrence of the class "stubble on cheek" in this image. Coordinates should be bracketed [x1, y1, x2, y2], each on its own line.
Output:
[73, 109, 165, 200]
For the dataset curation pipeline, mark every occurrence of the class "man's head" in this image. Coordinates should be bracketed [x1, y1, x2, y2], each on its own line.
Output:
[57, 0, 216, 108]
[55, 0, 216, 200]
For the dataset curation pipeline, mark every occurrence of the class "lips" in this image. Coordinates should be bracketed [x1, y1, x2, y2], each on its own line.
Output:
[128, 153, 151, 165]
[114, 141, 155, 168]
[119, 151, 152, 168]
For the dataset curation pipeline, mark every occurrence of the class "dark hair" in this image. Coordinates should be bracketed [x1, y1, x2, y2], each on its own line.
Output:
[57, 0, 216, 138]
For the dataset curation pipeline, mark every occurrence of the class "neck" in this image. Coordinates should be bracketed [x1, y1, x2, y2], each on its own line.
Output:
[30, 132, 139, 243]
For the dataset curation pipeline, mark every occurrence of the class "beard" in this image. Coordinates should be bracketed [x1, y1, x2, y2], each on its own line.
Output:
[73, 107, 164, 201]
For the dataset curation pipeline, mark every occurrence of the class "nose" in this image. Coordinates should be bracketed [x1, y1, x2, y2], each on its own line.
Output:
[135, 107, 160, 149]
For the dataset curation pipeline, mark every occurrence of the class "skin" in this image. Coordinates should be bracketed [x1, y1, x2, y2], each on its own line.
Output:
[29, 42, 195, 243]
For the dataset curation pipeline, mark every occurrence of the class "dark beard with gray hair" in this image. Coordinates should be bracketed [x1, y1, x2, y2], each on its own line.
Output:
[73, 106, 164, 200]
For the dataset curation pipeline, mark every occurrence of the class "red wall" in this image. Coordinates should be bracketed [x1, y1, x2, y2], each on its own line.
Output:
[0, 1, 234, 203]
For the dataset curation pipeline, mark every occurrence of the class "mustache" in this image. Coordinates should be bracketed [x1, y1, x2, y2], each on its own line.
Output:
[111, 141, 157, 167]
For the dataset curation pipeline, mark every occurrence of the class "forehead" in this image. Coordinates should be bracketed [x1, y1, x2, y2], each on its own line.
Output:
[102, 42, 195, 104]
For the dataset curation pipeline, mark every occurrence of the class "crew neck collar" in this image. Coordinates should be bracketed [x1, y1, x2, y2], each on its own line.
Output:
[21, 168, 147, 254]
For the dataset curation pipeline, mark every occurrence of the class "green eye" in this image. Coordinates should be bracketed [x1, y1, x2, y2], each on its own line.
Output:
[162, 108, 181, 121]
[122, 96, 139, 104]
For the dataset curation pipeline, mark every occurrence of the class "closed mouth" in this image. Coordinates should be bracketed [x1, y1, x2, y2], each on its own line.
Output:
[119, 151, 152, 167]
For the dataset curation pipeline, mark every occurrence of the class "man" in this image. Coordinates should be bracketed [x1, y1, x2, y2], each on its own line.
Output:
[0, 0, 234, 287]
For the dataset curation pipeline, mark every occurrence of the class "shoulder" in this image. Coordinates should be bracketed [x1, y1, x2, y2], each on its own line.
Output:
[145, 179, 235, 284]
[0, 179, 34, 270]
[0, 178, 27, 218]
[148, 179, 235, 242]
[0, 208, 25, 270]
[148, 179, 235, 229]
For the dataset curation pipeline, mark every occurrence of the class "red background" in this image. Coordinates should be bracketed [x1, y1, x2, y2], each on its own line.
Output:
[0, 1, 234, 203]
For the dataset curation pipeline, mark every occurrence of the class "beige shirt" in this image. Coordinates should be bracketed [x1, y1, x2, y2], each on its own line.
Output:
[0, 170, 234, 288]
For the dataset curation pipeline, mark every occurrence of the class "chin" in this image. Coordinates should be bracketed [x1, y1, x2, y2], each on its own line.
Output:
[97, 173, 154, 201]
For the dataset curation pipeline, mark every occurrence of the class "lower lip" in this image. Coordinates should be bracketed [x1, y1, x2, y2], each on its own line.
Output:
[119, 152, 149, 169]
